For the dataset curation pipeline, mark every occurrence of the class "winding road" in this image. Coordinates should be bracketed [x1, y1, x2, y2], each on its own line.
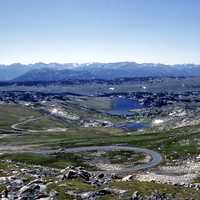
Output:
[11, 117, 67, 132]
[33, 145, 163, 174]
[11, 117, 42, 131]
[7, 117, 163, 173]
[65, 145, 162, 173]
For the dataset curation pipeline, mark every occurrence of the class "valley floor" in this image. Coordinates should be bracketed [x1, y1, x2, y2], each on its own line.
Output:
[0, 80, 200, 199]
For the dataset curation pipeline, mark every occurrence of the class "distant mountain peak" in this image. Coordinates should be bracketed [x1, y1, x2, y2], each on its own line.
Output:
[6, 62, 200, 82]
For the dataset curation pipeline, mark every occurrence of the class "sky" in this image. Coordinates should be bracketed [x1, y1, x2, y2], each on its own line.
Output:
[0, 0, 200, 65]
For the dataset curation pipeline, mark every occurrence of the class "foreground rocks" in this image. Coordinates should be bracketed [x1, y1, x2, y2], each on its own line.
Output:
[0, 160, 199, 199]
[0, 163, 114, 199]
[134, 158, 200, 189]
[67, 190, 175, 200]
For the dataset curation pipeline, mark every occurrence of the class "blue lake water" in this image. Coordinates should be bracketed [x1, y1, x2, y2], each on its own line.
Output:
[107, 98, 144, 116]
[106, 98, 149, 130]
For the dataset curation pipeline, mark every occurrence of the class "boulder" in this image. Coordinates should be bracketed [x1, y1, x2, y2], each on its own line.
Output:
[78, 170, 91, 181]
[122, 175, 134, 181]
[65, 170, 78, 179]
[131, 191, 143, 200]
[18, 183, 48, 199]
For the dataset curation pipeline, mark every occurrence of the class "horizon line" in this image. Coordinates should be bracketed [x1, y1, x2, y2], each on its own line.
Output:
[0, 61, 200, 66]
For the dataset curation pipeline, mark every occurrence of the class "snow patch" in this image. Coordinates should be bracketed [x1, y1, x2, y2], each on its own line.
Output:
[152, 119, 164, 125]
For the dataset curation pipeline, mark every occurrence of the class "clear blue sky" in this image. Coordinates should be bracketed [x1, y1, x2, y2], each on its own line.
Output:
[1, 0, 200, 64]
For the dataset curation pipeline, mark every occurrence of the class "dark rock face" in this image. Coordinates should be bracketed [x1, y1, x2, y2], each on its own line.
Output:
[131, 191, 143, 200]
[60, 168, 92, 181]
[130, 191, 176, 200]
[145, 192, 174, 200]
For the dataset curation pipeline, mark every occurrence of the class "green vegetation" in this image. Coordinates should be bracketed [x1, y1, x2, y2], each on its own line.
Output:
[0, 150, 145, 171]
[92, 150, 145, 164]
[0, 152, 97, 170]
[0, 123, 199, 169]
[0, 122, 199, 163]
[74, 97, 113, 111]
[0, 162, 14, 170]
[42, 179, 200, 200]
[17, 116, 66, 130]
[0, 101, 199, 199]
[193, 177, 200, 183]
[0, 104, 66, 130]
[62, 98, 123, 123]
[109, 180, 200, 200]
[0, 104, 40, 129]
[47, 178, 96, 200]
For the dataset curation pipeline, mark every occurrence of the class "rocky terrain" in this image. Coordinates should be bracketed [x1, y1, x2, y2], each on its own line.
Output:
[1, 159, 199, 200]
[0, 77, 200, 199]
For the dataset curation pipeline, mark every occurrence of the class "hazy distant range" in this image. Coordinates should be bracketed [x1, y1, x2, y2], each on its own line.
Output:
[1, 62, 200, 82]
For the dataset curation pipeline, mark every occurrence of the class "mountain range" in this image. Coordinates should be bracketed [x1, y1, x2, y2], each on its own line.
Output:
[1, 62, 200, 82]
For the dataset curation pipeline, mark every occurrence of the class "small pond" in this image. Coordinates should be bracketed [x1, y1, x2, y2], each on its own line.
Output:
[107, 98, 144, 116]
